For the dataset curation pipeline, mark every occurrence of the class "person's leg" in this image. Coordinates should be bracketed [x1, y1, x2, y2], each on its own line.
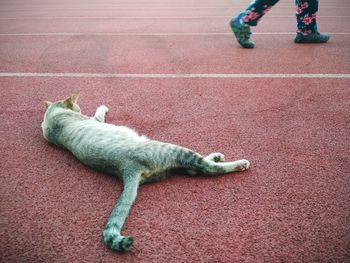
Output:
[294, 0, 329, 43]
[242, 0, 280, 26]
[230, 0, 280, 48]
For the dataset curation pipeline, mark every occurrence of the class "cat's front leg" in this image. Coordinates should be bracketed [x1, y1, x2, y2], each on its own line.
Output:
[103, 227, 134, 252]
[94, 105, 109, 122]
[103, 174, 140, 252]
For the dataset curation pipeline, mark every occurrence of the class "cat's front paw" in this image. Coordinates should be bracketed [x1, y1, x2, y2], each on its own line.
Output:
[103, 228, 134, 252]
[118, 236, 134, 252]
[98, 105, 109, 114]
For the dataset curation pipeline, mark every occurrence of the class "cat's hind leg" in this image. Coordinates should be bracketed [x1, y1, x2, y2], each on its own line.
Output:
[201, 158, 250, 174]
[103, 172, 140, 252]
[94, 105, 109, 122]
[205, 153, 225, 162]
[184, 150, 250, 175]
[186, 153, 225, 175]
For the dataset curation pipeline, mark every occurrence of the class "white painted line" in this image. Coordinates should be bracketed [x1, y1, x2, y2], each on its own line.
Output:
[255, 32, 350, 35]
[0, 73, 349, 79]
[0, 6, 299, 11]
[0, 32, 349, 36]
[1, 6, 349, 10]
[0, 15, 349, 20]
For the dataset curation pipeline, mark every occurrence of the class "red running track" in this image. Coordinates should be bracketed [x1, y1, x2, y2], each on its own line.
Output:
[1, 0, 350, 262]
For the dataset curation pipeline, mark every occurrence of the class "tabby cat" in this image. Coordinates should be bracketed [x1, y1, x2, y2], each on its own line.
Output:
[41, 94, 250, 252]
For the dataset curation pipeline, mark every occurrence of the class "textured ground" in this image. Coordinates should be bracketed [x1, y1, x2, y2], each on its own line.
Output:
[1, 0, 349, 262]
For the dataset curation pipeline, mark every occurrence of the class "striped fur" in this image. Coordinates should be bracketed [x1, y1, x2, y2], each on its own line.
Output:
[42, 94, 250, 252]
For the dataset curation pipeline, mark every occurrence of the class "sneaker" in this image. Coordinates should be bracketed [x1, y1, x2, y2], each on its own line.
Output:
[230, 14, 255, 48]
[294, 32, 330, 43]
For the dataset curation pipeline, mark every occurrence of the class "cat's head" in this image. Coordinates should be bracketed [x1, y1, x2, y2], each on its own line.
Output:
[45, 93, 81, 113]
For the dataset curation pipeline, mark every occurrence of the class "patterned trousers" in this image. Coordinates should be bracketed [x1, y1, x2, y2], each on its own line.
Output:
[241, 0, 319, 34]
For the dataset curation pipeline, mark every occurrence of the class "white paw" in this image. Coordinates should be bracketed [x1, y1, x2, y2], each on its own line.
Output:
[206, 153, 225, 162]
[237, 159, 250, 171]
[98, 105, 109, 113]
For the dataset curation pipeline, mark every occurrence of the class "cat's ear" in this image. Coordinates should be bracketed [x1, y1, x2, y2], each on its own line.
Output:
[70, 92, 79, 103]
[63, 93, 79, 108]
[45, 101, 52, 109]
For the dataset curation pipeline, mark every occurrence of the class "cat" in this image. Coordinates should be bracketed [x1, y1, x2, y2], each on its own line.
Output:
[41, 93, 250, 252]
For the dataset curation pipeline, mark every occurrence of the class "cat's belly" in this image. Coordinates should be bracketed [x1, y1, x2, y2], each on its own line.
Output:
[62, 121, 150, 177]
[70, 144, 125, 177]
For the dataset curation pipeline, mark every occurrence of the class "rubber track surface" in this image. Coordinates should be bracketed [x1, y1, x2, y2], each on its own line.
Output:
[1, 0, 349, 262]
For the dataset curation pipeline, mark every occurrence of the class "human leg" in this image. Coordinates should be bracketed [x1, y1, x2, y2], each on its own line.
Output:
[230, 0, 280, 48]
[294, 0, 329, 43]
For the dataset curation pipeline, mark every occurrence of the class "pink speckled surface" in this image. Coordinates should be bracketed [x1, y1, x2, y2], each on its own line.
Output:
[1, 77, 350, 262]
[1, 0, 350, 262]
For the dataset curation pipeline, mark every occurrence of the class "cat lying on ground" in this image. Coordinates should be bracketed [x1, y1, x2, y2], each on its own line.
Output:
[41, 94, 250, 252]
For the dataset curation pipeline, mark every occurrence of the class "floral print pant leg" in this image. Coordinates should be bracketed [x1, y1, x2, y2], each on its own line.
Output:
[241, 0, 279, 26]
[240, 0, 319, 34]
[295, 0, 318, 34]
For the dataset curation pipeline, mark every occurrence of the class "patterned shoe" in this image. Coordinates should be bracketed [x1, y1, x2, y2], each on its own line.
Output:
[230, 14, 255, 48]
[294, 32, 330, 43]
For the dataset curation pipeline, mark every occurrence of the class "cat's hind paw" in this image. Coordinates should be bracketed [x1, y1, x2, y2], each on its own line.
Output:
[236, 159, 250, 171]
[205, 153, 225, 162]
